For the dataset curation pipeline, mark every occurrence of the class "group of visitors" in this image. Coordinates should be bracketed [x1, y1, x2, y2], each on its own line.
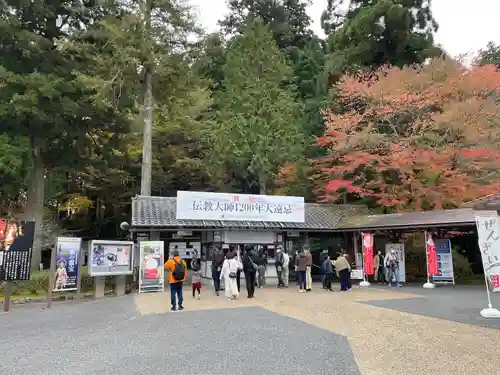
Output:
[163, 243, 402, 311]
[209, 244, 270, 300]
[373, 249, 402, 287]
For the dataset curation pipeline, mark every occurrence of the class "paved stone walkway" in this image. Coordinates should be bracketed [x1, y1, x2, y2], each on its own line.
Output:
[135, 285, 500, 375]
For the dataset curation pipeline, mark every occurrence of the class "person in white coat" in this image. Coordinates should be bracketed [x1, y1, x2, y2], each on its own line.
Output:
[220, 251, 242, 300]
[282, 250, 290, 287]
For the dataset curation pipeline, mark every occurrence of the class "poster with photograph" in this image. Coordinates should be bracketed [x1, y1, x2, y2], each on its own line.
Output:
[53, 237, 82, 292]
[89, 240, 134, 276]
[0, 219, 35, 281]
[139, 241, 164, 293]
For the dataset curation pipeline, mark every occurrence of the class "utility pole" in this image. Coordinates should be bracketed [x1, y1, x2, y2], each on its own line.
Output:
[140, 0, 153, 196]
[141, 71, 153, 196]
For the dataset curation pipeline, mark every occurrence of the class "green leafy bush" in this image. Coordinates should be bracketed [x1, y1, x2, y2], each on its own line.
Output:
[452, 249, 474, 281]
[1, 266, 135, 296]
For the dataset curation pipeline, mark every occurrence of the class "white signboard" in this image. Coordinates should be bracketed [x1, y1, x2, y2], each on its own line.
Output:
[169, 241, 200, 259]
[385, 243, 406, 283]
[350, 268, 363, 280]
[476, 216, 500, 292]
[89, 240, 134, 276]
[176, 191, 305, 223]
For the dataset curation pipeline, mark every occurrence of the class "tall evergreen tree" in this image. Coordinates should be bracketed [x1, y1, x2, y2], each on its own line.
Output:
[0, 0, 131, 267]
[210, 18, 303, 193]
[323, 0, 440, 74]
[220, 0, 313, 54]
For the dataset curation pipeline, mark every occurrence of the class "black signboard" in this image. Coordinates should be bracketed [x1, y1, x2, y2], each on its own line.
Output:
[0, 219, 35, 281]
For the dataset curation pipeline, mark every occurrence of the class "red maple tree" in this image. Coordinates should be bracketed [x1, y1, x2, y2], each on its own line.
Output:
[315, 59, 500, 210]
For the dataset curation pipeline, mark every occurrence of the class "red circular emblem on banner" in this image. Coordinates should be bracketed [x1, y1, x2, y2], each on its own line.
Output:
[363, 234, 373, 248]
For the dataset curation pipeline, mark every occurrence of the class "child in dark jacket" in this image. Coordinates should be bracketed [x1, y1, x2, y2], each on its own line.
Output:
[322, 255, 334, 291]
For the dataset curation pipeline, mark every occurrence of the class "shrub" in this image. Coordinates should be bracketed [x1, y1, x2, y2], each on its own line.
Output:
[1, 266, 135, 296]
[452, 249, 474, 281]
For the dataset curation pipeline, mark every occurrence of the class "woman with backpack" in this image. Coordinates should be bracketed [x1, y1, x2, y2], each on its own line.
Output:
[164, 249, 187, 311]
[220, 250, 242, 300]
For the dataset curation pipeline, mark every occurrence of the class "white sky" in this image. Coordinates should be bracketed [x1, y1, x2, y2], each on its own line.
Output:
[188, 0, 500, 58]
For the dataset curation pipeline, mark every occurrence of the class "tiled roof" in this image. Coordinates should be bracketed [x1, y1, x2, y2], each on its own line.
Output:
[461, 194, 500, 210]
[131, 195, 481, 232]
[131, 195, 360, 231]
[338, 208, 478, 230]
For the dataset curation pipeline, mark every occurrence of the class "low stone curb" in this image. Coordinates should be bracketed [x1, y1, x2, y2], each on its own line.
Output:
[1, 290, 119, 305]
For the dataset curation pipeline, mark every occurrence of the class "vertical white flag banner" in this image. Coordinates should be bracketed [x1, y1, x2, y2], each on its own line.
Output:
[476, 216, 500, 292]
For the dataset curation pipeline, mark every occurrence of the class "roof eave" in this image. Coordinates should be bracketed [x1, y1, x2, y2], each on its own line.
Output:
[335, 221, 476, 232]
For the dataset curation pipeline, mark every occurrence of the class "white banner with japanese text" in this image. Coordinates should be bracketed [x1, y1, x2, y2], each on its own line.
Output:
[176, 191, 305, 223]
[476, 216, 500, 292]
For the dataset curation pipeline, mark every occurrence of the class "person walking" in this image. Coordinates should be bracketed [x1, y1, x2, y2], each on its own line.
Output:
[211, 246, 224, 296]
[320, 249, 329, 289]
[191, 263, 202, 300]
[164, 249, 187, 311]
[242, 245, 257, 298]
[235, 245, 242, 293]
[384, 249, 401, 287]
[322, 253, 334, 291]
[257, 246, 267, 288]
[275, 246, 285, 288]
[282, 250, 290, 287]
[304, 247, 313, 292]
[335, 253, 351, 292]
[220, 251, 242, 300]
[295, 250, 308, 292]
[344, 253, 352, 290]
[374, 250, 385, 283]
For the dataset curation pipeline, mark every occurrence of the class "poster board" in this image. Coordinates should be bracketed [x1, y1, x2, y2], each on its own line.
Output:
[168, 241, 201, 259]
[350, 268, 364, 280]
[139, 241, 164, 293]
[433, 239, 455, 284]
[0, 220, 34, 281]
[385, 243, 406, 283]
[53, 237, 82, 292]
[89, 240, 134, 276]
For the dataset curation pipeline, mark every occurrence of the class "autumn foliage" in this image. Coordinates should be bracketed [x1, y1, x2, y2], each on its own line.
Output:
[315, 59, 500, 210]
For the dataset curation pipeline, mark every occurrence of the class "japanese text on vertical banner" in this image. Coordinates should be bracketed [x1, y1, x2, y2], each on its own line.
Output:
[362, 233, 374, 275]
[476, 216, 500, 292]
[426, 234, 439, 276]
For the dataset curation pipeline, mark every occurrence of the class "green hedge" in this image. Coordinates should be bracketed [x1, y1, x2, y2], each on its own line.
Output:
[403, 234, 474, 282]
[0, 267, 135, 296]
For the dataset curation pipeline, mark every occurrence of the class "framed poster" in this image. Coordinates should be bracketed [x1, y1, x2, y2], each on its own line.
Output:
[139, 241, 164, 293]
[89, 240, 134, 276]
[0, 219, 35, 281]
[53, 237, 82, 292]
[433, 239, 455, 283]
